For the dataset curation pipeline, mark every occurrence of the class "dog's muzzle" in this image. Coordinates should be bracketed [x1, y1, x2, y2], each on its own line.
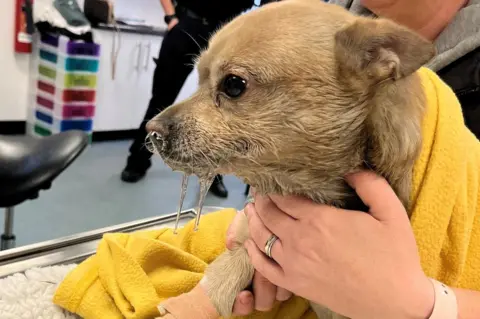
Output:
[146, 131, 165, 153]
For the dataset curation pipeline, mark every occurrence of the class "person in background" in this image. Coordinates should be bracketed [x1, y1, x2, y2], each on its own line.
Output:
[329, 0, 480, 139]
[121, 0, 277, 197]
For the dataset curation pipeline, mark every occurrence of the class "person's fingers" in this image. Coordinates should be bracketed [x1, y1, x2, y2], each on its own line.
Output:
[253, 272, 277, 311]
[232, 291, 254, 316]
[276, 287, 292, 301]
[252, 195, 297, 236]
[245, 204, 283, 262]
[345, 170, 407, 222]
[244, 239, 285, 287]
[226, 210, 245, 250]
[267, 193, 315, 220]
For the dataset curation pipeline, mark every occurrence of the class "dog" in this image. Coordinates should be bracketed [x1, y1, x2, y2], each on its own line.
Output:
[145, 0, 436, 317]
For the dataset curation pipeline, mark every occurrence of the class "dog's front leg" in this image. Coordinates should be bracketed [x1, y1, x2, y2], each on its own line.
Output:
[201, 211, 254, 318]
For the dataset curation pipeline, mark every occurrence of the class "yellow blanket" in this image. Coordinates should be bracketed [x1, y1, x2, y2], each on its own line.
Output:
[54, 67, 480, 319]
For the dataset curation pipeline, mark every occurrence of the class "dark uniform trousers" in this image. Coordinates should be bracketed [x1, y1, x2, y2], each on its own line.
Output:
[126, 12, 219, 171]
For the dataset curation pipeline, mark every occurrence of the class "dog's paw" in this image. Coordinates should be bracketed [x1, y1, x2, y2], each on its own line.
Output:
[202, 248, 254, 317]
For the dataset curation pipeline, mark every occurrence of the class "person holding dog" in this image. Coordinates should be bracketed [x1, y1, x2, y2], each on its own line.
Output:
[154, 171, 480, 319]
[152, 1, 480, 318]
[120, 0, 277, 197]
[228, 1, 480, 318]
[330, 0, 480, 139]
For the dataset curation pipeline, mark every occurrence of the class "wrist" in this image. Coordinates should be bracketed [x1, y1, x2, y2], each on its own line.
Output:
[402, 275, 435, 319]
[164, 14, 177, 25]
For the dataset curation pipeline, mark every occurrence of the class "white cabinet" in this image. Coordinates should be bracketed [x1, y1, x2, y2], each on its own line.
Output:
[131, 39, 161, 128]
[93, 30, 162, 131]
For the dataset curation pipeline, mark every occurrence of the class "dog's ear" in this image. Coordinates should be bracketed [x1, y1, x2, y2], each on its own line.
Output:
[334, 17, 435, 86]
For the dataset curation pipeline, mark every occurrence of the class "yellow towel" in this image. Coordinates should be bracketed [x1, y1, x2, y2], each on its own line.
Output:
[54, 67, 480, 319]
[411, 68, 480, 289]
[53, 208, 316, 319]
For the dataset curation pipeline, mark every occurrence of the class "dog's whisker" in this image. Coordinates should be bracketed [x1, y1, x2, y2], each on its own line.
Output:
[181, 30, 202, 51]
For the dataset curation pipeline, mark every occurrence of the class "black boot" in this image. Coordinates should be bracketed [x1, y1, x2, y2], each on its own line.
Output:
[121, 158, 152, 183]
[209, 175, 228, 198]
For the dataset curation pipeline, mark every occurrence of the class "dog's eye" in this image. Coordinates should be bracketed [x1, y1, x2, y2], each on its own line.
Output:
[220, 75, 247, 98]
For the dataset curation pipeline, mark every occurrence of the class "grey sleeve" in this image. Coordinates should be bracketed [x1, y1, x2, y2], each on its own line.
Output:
[427, 0, 480, 71]
[329, 0, 480, 71]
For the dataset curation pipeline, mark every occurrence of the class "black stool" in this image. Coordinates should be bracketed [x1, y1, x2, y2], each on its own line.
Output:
[0, 130, 89, 250]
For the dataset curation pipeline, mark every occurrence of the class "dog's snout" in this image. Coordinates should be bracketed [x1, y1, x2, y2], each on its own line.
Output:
[146, 118, 170, 138]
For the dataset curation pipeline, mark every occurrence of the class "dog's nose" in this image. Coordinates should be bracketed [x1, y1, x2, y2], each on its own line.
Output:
[146, 118, 169, 138]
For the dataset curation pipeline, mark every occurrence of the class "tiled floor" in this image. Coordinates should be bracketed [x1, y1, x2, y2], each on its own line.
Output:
[1, 140, 248, 247]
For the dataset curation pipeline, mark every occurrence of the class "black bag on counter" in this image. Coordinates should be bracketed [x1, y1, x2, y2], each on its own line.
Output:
[83, 0, 115, 26]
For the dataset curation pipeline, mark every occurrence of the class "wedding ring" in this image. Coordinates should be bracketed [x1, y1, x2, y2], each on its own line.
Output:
[265, 234, 279, 259]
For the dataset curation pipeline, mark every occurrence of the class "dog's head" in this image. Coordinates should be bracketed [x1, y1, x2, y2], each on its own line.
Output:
[146, 0, 435, 205]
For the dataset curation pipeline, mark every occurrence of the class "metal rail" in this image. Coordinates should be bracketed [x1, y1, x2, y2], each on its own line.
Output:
[0, 207, 225, 278]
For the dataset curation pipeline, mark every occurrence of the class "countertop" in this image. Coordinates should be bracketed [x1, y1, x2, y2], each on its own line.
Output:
[94, 23, 167, 37]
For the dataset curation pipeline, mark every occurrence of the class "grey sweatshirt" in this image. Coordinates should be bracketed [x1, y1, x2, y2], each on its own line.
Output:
[328, 0, 480, 71]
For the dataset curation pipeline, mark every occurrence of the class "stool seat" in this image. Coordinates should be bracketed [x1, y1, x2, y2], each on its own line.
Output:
[0, 130, 89, 207]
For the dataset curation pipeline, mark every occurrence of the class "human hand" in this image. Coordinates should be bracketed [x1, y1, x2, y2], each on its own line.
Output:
[244, 171, 435, 319]
[167, 18, 179, 31]
[226, 209, 292, 316]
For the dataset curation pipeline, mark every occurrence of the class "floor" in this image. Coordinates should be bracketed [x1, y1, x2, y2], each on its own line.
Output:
[1, 140, 248, 247]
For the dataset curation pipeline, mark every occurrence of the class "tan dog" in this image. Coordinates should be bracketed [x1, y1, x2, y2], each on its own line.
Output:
[146, 0, 435, 317]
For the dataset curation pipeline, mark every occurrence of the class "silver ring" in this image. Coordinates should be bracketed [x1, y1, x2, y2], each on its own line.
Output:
[265, 234, 279, 259]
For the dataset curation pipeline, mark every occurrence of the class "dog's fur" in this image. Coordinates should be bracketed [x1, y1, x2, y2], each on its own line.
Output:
[146, 0, 436, 317]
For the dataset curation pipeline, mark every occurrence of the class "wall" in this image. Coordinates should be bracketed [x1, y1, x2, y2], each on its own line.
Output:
[0, 0, 32, 121]
[113, 0, 165, 27]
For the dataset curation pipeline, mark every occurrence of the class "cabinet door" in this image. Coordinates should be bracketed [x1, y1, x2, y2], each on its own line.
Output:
[130, 34, 163, 128]
[93, 30, 144, 131]
[131, 34, 200, 127]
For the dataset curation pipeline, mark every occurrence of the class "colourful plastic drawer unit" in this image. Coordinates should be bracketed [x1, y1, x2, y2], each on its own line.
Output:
[38, 64, 56, 80]
[30, 32, 99, 142]
[37, 80, 55, 95]
[38, 63, 98, 89]
[39, 49, 100, 72]
[37, 95, 54, 109]
[36, 96, 95, 119]
[37, 80, 96, 104]
[63, 90, 96, 103]
[40, 33, 100, 57]
[32, 123, 93, 143]
[64, 57, 99, 72]
[35, 110, 93, 131]
[64, 73, 97, 88]
[33, 123, 52, 137]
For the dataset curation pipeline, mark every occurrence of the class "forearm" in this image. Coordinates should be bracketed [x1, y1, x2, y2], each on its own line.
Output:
[360, 0, 467, 40]
[453, 288, 480, 319]
[160, 0, 175, 16]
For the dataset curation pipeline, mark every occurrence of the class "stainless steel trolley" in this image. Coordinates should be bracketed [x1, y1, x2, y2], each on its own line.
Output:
[0, 206, 223, 278]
